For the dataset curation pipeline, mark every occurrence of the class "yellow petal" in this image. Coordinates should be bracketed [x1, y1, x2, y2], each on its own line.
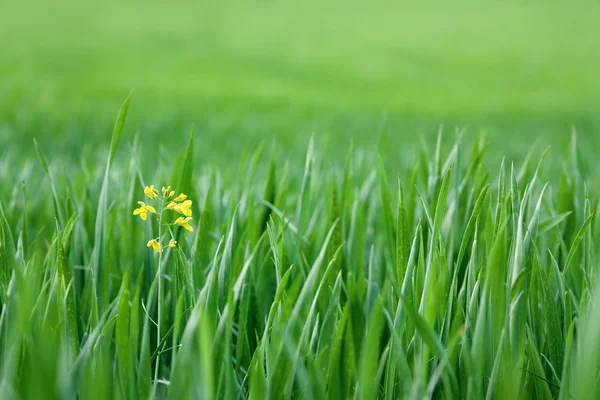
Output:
[173, 193, 187, 202]
[167, 201, 176, 210]
[152, 242, 161, 253]
[146, 205, 156, 213]
[180, 200, 192, 217]
[183, 223, 193, 232]
[140, 212, 147, 221]
[175, 217, 184, 225]
[133, 208, 142, 215]
[147, 239, 155, 247]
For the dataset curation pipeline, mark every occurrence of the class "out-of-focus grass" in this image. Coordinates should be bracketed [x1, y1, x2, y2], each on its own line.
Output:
[1, 2, 600, 167]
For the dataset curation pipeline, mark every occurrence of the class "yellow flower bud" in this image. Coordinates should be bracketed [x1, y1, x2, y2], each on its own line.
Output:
[173, 193, 187, 202]
[144, 185, 159, 199]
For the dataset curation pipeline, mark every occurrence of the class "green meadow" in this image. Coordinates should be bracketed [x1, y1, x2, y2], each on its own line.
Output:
[1, 2, 600, 399]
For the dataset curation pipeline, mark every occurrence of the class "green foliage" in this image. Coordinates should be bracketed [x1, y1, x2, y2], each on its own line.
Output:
[1, 97, 600, 399]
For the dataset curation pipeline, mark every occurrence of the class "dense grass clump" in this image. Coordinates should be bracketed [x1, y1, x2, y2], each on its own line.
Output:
[1, 99, 599, 399]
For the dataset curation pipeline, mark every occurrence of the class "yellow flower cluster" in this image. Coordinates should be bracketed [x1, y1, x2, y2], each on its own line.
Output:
[133, 185, 194, 253]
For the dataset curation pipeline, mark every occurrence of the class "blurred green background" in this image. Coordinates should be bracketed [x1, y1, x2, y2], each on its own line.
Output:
[1, 2, 599, 168]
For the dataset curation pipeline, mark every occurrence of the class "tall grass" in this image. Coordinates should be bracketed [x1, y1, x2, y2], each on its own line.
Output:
[0, 99, 599, 399]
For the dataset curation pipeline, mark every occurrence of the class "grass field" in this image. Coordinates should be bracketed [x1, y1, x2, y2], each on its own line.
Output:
[1, 2, 600, 399]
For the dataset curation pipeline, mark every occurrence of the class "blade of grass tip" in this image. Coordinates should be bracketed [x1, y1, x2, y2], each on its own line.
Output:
[326, 181, 342, 286]
[455, 184, 489, 270]
[485, 220, 509, 355]
[197, 184, 214, 268]
[61, 213, 79, 255]
[510, 163, 519, 230]
[378, 156, 396, 266]
[434, 125, 443, 182]
[92, 92, 132, 312]
[510, 180, 533, 287]
[539, 211, 573, 234]
[19, 182, 28, 260]
[340, 138, 354, 214]
[218, 208, 237, 307]
[108, 91, 133, 168]
[317, 271, 343, 356]
[295, 136, 314, 223]
[177, 127, 195, 198]
[172, 128, 195, 245]
[33, 138, 65, 227]
[55, 219, 79, 361]
[249, 342, 268, 400]
[524, 183, 548, 248]
[259, 146, 277, 234]
[420, 162, 453, 314]
[396, 180, 410, 293]
[245, 142, 265, 186]
[562, 212, 594, 274]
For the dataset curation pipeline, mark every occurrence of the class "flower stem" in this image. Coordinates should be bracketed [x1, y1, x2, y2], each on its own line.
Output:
[153, 198, 164, 393]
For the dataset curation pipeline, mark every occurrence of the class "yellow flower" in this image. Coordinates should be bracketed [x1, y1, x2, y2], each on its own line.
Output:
[147, 238, 161, 253]
[173, 193, 187, 202]
[144, 185, 159, 199]
[133, 201, 156, 221]
[174, 200, 192, 217]
[175, 216, 193, 232]
[168, 239, 177, 248]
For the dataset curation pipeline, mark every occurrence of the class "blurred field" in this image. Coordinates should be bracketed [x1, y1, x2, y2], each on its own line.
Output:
[2, 2, 600, 167]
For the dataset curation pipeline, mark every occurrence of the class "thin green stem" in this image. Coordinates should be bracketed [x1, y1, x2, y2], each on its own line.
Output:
[153, 197, 165, 393]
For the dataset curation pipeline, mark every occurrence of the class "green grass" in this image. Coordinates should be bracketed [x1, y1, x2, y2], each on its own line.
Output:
[1, 97, 600, 398]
